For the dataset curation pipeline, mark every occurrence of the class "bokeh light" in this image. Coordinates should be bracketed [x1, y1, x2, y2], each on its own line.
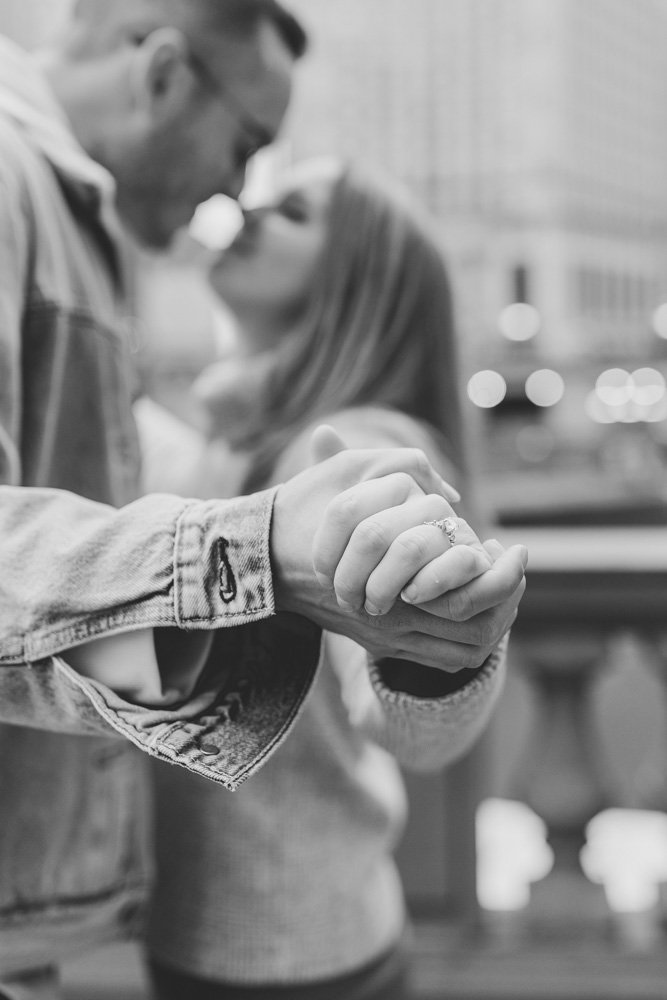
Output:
[525, 369, 565, 407]
[651, 303, 667, 339]
[515, 425, 556, 463]
[582, 809, 667, 913]
[498, 303, 541, 342]
[595, 368, 633, 407]
[585, 391, 615, 424]
[467, 370, 507, 408]
[190, 195, 243, 250]
[644, 396, 667, 423]
[476, 799, 553, 911]
[631, 368, 665, 407]
[588, 368, 667, 423]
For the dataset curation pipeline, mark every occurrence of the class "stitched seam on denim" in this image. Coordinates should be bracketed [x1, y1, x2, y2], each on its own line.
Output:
[0, 639, 27, 665]
[217, 645, 321, 787]
[174, 500, 273, 625]
[25, 299, 123, 347]
[22, 598, 174, 661]
[52, 658, 246, 788]
[54, 661, 183, 750]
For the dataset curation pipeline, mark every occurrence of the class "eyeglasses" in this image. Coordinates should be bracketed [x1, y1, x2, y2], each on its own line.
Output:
[185, 47, 274, 164]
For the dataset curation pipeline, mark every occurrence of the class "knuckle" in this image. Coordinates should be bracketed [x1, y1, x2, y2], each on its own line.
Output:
[325, 491, 358, 530]
[395, 532, 429, 563]
[333, 578, 357, 606]
[478, 615, 500, 648]
[394, 471, 415, 495]
[456, 645, 486, 671]
[353, 518, 390, 555]
[456, 547, 478, 575]
[470, 648, 489, 670]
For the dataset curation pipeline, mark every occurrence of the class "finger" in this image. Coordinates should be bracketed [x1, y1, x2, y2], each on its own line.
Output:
[397, 544, 493, 610]
[483, 538, 506, 561]
[410, 544, 528, 621]
[364, 516, 491, 614]
[313, 479, 444, 588]
[330, 494, 457, 609]
[421, 516, 482, 551]
[347, 447, 461, 504]
[310, 424, 348, 463]
[321, 590, 513, 667]
[371, 624, 502, 673]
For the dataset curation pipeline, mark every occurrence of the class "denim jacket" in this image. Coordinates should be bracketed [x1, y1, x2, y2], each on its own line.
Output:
[0, 37, 318, 975]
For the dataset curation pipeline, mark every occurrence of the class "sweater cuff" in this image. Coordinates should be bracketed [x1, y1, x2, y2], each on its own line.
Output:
[369, 633, 508, 714]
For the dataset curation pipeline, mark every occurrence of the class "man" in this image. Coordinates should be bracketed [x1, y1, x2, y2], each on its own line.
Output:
[0, 1, 526, 995]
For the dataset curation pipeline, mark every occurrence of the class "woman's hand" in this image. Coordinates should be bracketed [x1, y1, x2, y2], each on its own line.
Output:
[315, 491, 491, 616]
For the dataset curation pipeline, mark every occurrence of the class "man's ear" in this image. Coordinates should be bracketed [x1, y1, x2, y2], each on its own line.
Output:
[129, 27, 194, 119]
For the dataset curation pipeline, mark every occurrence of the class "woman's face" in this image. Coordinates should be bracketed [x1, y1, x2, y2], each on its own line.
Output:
[209, 162, 339, 331]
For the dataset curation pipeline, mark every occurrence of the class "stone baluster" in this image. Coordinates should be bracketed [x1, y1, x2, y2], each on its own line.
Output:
[509, 633, 612, 940]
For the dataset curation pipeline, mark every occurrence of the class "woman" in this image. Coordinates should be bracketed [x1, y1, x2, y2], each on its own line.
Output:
[145, 159, 509, 999]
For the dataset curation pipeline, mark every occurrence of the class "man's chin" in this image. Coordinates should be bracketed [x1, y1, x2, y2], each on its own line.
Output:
[116, 203, 182, 252]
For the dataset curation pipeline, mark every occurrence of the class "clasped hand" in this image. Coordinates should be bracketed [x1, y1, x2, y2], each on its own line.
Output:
[272, 427, 527, 672]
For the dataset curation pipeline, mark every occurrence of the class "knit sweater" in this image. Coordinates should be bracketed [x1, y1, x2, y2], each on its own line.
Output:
[142, 402, 506, 984]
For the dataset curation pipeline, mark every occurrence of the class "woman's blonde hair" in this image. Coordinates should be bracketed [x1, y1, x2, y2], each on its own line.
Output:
[234, 161, 468, 491]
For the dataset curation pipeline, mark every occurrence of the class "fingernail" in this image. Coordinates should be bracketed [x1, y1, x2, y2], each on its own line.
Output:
[401, 585, 417, 604]
[443, 482, 462, 503]
[365, 601, 382, 616]
[338, 599, 356, 613]
[519, 545, 529, 569]
[315, 571, 332, 588]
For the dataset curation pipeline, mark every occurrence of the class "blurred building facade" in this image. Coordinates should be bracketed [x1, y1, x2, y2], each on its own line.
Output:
[5, 0, 667, 516]
[286, 0, 667, 517]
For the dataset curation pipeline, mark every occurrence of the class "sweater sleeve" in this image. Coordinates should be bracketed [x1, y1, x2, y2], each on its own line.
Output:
[327, 631, 506, 773]
[277, 407, 506, 772]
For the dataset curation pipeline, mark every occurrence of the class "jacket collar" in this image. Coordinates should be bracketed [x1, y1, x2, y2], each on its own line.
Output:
[0, 34, 115, 216]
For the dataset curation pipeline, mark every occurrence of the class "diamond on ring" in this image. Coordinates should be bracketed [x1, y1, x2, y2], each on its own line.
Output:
[423, 516, 459, 546]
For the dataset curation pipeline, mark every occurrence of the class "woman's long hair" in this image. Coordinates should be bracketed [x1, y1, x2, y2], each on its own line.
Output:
[224, 162, 469, 493]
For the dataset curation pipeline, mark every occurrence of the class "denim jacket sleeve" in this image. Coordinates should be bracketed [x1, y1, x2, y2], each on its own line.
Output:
[0, 131, 320, 785]
[0, 486, 279, 665]
[0, 616, 321, 790]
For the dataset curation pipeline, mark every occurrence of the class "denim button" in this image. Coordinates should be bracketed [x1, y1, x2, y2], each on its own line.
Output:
[199, 741, 221, 756]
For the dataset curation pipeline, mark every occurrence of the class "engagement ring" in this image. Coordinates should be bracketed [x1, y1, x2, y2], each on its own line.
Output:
[423, 516, 459, 546]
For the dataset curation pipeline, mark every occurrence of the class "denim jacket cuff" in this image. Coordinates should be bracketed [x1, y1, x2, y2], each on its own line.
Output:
[174, 487, 277, 629]
[47, 614, 322, 790]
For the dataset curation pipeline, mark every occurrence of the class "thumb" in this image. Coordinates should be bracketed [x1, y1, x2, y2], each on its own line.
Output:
[310, 424, 349, 463]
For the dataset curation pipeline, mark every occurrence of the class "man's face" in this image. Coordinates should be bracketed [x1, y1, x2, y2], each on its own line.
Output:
[115, 20, 295, 248]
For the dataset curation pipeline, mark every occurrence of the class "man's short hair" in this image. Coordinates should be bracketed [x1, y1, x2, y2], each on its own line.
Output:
[68, 0, 307, 61]
[190, 0, 307, 59]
